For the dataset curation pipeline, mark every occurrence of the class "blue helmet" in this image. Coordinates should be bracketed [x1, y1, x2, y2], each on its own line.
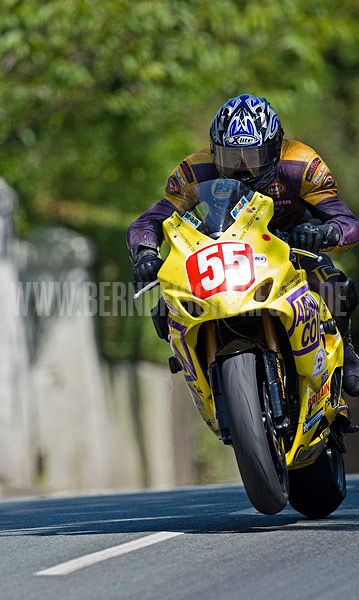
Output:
[210, 94, 284, 190]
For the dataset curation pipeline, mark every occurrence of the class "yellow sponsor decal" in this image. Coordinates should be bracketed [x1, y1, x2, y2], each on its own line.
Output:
[276, 357, 286, 398]
[308, 380, 330, 408]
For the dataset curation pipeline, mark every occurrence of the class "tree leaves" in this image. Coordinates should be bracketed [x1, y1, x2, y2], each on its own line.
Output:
[0, 0, 357, 359]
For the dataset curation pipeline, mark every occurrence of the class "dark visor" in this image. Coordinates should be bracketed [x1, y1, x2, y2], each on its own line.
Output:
[212, 141, 279, 179]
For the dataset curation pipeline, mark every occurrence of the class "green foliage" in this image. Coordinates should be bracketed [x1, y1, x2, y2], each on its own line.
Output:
[0, 0, 358, 359]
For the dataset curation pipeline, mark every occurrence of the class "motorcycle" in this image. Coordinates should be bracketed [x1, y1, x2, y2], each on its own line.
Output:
[135, 178, 352, 517]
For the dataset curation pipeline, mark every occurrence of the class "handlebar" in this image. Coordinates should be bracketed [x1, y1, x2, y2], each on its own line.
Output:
[133, 279, 159, 300]
[290, 248, 323, 262]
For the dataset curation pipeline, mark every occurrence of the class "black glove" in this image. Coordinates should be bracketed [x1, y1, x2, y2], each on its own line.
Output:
[290, 223, 340, 254]
[275, 230, 291, 245]
[133, 250, 163, 288]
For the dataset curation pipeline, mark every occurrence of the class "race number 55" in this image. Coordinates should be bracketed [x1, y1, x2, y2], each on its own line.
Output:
[185, 242, 256, 299]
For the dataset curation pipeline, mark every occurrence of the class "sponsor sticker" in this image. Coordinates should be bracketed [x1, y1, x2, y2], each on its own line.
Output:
[305, 157, 321, 182]
[182, 211, 202, 229]
[303, 407, 323, 434]
[211, 180, 237, 200]
[175, 167, 186, 187]
[312, 164, 326, 185]
[321, 369, 329, 386]
[180, 161, 194, 183]
[321, 172, 336, 189]
[167, 175, 181, 195]
[312, 346, 326, 378]
[254, 253, 268, 266]
[230, 196, 249, 220]
[286, 286, 321, 356]
[233, 135, 259, 145]
[308, 380, 330, 408]
[264, 181, 287, 196]
[274, 198, 296, 207]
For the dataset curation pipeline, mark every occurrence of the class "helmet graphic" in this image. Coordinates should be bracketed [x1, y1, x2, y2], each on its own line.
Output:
[210, 94, 284, 190]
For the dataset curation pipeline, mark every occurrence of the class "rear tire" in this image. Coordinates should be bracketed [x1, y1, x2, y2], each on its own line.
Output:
[221, 352, 288, 515]
[289, 447, 346, 518]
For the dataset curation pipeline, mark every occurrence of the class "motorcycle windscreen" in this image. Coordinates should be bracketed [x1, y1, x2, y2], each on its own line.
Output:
[180, 179, 254, 239]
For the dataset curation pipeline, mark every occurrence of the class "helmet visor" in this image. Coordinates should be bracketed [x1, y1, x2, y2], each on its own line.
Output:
[212, 141, 280, 179]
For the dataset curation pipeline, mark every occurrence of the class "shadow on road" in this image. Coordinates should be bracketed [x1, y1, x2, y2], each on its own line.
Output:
[0, 482, 358, 538]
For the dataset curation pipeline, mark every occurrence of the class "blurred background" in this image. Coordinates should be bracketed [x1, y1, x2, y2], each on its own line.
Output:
[0, 0, 358, 496]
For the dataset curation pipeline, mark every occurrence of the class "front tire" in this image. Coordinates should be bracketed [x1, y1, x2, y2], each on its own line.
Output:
[288, 447, 346, 518]
[221, 352, 288, 515]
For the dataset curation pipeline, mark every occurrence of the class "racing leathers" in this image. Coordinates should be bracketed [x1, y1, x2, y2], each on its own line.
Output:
[127, 139, 359, 396]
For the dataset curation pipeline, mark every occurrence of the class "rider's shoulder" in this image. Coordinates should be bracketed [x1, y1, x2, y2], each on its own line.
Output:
[280, 139, 319, 163]
[164, 146, 214, 207]
[178, 146, 214, 177]
[185, 146, 212, 165]
[175, 145, 217, 185]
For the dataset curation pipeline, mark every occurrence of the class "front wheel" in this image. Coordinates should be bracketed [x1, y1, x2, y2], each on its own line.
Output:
[221, 352, 288, 515]
[288, 447, 346, 518]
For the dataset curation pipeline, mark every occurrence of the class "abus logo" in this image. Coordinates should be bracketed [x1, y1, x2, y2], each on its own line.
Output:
[286, 285, 321, 356]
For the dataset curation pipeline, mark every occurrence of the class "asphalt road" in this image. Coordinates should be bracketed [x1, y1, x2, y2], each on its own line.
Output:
[1, 477, 359, 600]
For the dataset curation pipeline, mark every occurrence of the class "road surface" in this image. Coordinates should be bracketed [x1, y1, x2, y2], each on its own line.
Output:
[1, 477, 359, 599]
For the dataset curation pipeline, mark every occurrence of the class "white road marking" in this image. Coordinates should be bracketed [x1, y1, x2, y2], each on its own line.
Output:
[35, 531, 184, 576]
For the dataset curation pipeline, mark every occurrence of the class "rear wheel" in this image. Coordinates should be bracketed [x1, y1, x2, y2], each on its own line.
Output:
[221, 352, 288, 515]
[288, 447, 346, 518]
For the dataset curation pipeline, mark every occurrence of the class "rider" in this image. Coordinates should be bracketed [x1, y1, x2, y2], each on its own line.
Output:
[127, 94, 359, 397]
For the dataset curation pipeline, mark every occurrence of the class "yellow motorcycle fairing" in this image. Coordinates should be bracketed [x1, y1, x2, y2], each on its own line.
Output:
[158, 190, 343, 469]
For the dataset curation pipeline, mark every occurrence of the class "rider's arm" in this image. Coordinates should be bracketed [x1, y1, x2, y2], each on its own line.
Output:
[127, 197, 176, 264]
[127, 147, 216, 263]
[299, 152, 359, 252]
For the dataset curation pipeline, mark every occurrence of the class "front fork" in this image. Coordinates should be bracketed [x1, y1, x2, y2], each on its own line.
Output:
[207, 311, 290, 442]
[261, 310, 289, 430]
[205, 321, 232, 445]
